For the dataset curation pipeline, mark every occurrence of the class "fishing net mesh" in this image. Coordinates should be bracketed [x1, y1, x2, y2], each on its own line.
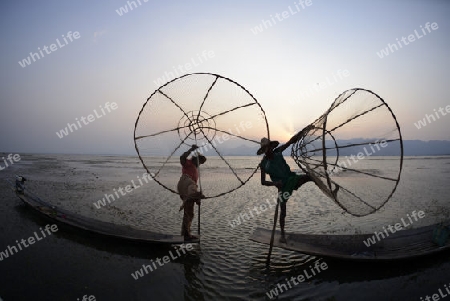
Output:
[291, 88, 403, 216]
[134, 73, 269, 198]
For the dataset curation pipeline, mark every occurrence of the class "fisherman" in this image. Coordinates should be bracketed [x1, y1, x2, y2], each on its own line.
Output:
[15, 175, 26, 194]
[258, 125, 337, 243]
[177, 145, 206, 241]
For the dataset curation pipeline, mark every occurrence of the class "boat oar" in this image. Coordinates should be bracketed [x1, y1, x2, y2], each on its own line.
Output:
[266, 197, 280, 266]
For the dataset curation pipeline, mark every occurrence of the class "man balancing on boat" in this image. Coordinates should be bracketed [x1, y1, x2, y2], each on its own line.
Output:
[257, 125, 338, 243]
[178, 145, 206, 241]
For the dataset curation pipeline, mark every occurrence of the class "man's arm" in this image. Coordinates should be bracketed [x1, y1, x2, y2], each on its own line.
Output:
[260, 164, 282, 188]
[276, 124, 315, 153]
[180, 145, 198, 165]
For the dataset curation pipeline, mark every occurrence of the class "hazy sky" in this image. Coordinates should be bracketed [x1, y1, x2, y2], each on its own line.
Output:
[1, 0, 449, 155]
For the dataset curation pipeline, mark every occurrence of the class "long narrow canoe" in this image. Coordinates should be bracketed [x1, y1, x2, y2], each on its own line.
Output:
[250, 222, 450, 261]
[6, 179, 199, 244]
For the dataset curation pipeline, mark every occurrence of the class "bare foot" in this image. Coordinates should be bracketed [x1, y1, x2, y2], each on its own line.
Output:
[332, 185, 340, 198]
[279, 235, 287, 243]
[184, 235, 198, 241]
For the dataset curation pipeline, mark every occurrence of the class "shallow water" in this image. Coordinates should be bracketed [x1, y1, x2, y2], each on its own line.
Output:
[0, 154, 449, 300]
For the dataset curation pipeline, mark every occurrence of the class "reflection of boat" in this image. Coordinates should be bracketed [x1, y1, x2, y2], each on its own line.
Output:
[6, 178, 198, 244]
[250, 223, 450, 261]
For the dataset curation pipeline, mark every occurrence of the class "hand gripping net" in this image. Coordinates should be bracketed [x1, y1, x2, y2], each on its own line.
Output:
[291, 88, 404, 217]
[134, 73, 269, 198]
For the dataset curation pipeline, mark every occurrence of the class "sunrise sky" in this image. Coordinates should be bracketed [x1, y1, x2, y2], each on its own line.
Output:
[1, 0, 449, 154]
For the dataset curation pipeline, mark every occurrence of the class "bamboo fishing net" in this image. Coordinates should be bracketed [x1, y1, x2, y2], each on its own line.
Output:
[291, 88, 404, 216]
[134, 73, 270, 198]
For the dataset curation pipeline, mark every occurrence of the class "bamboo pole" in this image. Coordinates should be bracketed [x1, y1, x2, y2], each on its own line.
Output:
[266, 199, 280, 266]
[195, 147, 202, 236]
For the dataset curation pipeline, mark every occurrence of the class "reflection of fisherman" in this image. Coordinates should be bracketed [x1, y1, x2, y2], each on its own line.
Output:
[177, 145, 206, 241]
[15, 176, 26, 194]
[258, 125, 336, 243]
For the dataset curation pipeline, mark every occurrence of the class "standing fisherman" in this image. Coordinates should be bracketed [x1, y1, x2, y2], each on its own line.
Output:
[258, 125, 338, 242]
[177, 145, 206, 241]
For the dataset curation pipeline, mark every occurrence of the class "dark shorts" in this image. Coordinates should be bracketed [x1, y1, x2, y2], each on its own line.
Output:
[278, 174, 312, 204]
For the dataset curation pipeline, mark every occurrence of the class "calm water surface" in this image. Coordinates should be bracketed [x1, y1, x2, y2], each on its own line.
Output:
[0, 154, 449, 300]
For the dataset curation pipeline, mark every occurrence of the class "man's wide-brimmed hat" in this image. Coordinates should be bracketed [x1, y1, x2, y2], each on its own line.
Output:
[257, 138, 279, 155]
[191, 155, 206, 164]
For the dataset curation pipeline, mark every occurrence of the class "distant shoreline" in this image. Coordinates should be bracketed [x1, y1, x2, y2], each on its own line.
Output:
[1, 152, 450, 158]
[2, 139, 450, 157]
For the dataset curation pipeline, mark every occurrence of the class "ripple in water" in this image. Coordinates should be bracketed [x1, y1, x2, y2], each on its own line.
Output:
[4, 154, 450, 300]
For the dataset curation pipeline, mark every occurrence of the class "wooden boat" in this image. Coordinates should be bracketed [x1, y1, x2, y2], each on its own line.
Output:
[250, 221, 450, 261]
[6, 178, 198, 244]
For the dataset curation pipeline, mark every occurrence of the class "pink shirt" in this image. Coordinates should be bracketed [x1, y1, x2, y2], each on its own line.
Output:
[182, 159, 198, 182]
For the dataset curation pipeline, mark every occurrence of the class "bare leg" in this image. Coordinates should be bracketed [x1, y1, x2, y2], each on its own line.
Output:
[295, 174, 314, 189]
[182, 200, 195, 238]
[332, 184, 340, 198]
[277, 174, 312, 243]
[187, 200, 196, 239]
[279, 201, 287, 243]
